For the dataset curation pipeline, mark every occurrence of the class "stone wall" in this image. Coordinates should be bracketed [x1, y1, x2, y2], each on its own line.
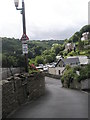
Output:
[2, 72, 45, 118]
[63, 78, 90, 90]
[2, 68, 24, 80]
[81, 79, 89, 90]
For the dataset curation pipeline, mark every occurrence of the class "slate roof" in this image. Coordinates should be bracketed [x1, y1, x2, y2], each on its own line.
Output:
[64, 57, 80, 65]
[55, 57, 80, 67]
[55, 56, 89, 67]
[55, 59, 64, 67]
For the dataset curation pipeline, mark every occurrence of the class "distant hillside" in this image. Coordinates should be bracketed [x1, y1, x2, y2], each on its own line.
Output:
[2, 37, 64, 67]
[2, 24, 90, 67]
[2, 37, 21, 54]
[2, 38, 64, 56]
[67, 25, 90, 43]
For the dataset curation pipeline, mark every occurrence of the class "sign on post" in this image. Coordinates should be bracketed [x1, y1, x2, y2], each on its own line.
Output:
[21, 33, 29, 41]
[22, 43, 28, 54]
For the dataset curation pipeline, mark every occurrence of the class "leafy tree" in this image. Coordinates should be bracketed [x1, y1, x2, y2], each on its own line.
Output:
[45, 55, 53, 63]
[17, 55, 25, 67]
[29, 59, 36, 65]
[2, 54, 18, 67]
[35, 56, 44, 65]
[28, 51, 34, 59]
[80, 25, 90, 35]
[79, 64, 90, 81]
[77, 40, 84, 51]
[51, 44, 62, 55]
[69, 34, 79, 43]
[51, 53, 56, 61]
[43, 50, 51, 56]
[34, 46, 42, 56]
[2, 54, 7, 68]
[61, 66, 78, 88]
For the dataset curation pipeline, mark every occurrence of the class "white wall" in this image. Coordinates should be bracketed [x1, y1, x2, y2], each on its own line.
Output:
[48, 67, 65, 75]
[55, 67, 65, 75]
[48, 67, 56, 75]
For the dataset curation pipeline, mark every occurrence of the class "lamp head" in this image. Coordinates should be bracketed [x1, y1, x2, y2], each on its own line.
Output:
[14, 0, 19, 8]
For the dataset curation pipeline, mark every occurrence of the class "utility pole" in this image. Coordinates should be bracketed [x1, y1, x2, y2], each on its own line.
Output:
[14, 0, 29, 72]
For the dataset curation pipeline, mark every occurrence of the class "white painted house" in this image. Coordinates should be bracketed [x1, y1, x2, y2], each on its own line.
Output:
[67, 56, 90, 65]
[65, 43, 75, 52]
[81, 32, 90, 41]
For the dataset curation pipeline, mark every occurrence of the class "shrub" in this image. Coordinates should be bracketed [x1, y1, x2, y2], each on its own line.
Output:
[61, 67, 78, 88]
[61, 64, 90, 87]
[63, 51, 68, 56]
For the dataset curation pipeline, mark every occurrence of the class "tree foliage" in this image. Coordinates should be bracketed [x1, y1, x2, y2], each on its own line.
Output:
[35, 56, 44, 65]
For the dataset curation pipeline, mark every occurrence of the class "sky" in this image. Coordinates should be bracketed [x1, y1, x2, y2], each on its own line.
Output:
[0, 0, 89, 40]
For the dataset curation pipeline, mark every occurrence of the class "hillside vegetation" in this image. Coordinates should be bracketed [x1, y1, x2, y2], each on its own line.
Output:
[2, 24, 90, 67]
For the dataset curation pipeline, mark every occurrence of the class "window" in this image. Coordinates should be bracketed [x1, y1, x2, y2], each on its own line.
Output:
[59, 70, 60, 75]
[63, 64, 65, 67]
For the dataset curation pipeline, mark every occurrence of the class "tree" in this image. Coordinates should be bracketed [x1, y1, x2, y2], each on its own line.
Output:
[69, 34, 79, 43]
[43, 50, 51, 56]
[35, 56, 44, 65]
[17, 55, 25, 67]
[45, 55, 53, 63]
[77, 40, 84, 51]
[61, 66, 78, 88]
[51, 53, 56, 61]
[80, 25, 90, 35]
[34, 46, 42, 56]
[2, 54, 7, 68]
[51, 44, 62, 55]
[28, 51, 34, 59]
[2, 54, 18, 68]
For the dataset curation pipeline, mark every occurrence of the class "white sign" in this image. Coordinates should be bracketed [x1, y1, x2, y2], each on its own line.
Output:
[22, 43, 28, 54]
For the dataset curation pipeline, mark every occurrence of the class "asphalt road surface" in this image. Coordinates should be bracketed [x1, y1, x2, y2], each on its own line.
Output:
[9, 77, 88, 118]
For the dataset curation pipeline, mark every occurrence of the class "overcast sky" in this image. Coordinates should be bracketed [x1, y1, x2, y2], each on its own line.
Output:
[0, 0, 89, 40]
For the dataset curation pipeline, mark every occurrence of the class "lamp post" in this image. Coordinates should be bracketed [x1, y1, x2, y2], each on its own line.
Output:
[14, 0, 29, 72]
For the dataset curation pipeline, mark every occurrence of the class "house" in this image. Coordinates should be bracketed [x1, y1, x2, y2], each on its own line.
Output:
[56, 55, 62, 60]
[81, 32, 90, 41]
[48, 66, 65, 76]
[65, 43, 75, 52]
[48, 55, 90, 76]
[48, 57, 80, 76]
[67, 56, 90, 65]
[77, 56, 88, 65]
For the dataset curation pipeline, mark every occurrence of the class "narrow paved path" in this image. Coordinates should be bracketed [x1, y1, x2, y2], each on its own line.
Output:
[9, 77, 88, 118]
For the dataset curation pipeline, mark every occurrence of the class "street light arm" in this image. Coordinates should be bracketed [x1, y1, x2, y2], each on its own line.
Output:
[16, 7, 22, 10]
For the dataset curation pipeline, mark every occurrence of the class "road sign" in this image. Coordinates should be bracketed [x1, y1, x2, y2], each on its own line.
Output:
[21, 33, 29, 41]
[22, 43, 28, 54]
